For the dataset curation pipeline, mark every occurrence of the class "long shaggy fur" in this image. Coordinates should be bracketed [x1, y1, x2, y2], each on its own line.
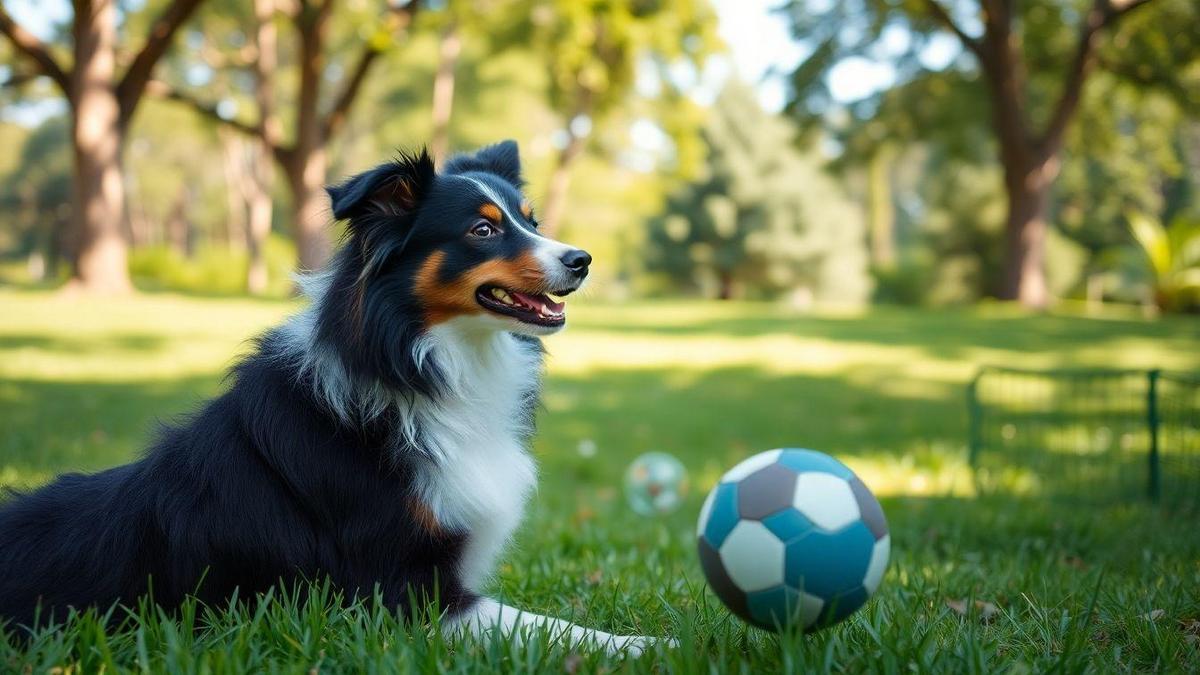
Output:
[0, 141, 560, 631]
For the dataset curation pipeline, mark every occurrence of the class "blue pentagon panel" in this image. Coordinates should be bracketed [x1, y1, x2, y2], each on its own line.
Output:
[745, 585, 802, 630]
[817, 585, 869, 627]
[701, 482, 740, 548]
[698, 536, 749, 619]
[784, 521, 875, 599]
[776, 449, 854, 480]
[761, 508, 815, 543]
[848, 477, 889, 540]
[736, 462, 798, 520]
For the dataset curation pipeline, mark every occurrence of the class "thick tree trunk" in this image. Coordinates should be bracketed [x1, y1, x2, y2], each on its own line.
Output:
[1000, 154, 1058, 308]
[286, 148, 330, 272]
[429, 21, 461, 165]
[540, 133, 585, 238]
[246, 0, 278, 293]
[68, 0, 131, 293]
[287, 2, 331, 272]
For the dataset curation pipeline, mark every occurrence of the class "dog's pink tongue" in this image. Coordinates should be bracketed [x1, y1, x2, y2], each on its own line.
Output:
[511, 291, 565, 314]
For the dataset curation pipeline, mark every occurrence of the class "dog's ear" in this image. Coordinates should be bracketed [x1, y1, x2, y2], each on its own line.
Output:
[326, 149, 436, 221]
[443, 140, 522, 186]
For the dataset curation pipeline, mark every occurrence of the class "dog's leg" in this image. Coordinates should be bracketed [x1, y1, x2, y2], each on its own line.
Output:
[447, 597, 664, 656]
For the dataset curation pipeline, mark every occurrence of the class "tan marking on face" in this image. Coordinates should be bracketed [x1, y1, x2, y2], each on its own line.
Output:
[414, 250, 548, 325]
[407, 494, 442, 534]
[479, 203, 502, 222]
[519, 201, 532, 219]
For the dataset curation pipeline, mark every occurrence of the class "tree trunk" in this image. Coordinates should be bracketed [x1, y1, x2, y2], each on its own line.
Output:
[540, 133, 586, 238]
[246, 0, 278, 294]
[866, 145, 895, 269]
[1000, 155, 1057, 308]
[287, 2, 331, 272]
[286, 148, 330, 272]
[68, 0, 132, 294]
[429, 21, 461, 165]
[716, 271, 734, 300]
[218, 129, 249, 251]
[246, 151, 273, 292]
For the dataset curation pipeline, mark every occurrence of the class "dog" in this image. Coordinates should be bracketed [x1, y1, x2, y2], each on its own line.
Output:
[0, 141, 660, 654]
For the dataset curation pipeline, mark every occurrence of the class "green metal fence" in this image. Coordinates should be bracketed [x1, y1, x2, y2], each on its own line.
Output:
[967, 367, 1200, 506]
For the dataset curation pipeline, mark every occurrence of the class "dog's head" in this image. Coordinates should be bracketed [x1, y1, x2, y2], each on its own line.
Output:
[314, 141, 588, 397]
[326, 140, 589, 337]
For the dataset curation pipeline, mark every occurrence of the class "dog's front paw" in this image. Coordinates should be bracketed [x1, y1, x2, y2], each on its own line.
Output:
[605, 634, 676, 657]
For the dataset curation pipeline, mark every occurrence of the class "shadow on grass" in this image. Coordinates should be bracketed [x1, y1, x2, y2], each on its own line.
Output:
[535, 364, 964, 471]
[571, 309, 1198, 362]
[0, 333, 171, 355]
[0, 374, 224, 485]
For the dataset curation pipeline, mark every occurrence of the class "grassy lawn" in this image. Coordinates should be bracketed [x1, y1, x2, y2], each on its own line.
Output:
[1, 288, 1198, 672]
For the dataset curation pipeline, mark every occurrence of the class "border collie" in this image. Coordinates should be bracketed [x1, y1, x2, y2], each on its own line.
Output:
[0, 141, 660, 654]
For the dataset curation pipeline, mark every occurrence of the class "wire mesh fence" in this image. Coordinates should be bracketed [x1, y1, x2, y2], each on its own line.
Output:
[967, 367, 1199, 507]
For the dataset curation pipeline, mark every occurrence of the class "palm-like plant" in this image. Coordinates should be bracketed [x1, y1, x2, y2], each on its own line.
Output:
[1118, 213, 1200, 312]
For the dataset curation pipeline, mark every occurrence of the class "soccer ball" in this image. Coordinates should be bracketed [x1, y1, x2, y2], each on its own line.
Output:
[624, 452, 688, 516]
[696, 449, 890, 631]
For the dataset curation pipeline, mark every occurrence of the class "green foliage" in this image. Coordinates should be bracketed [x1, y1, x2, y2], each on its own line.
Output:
[128, 233, 297, 297]
[1101, 212, 1200, 312]
[528, 0, 720, 177]
[646, 84, 870, 303]
[0, 117, 71, 260]
[782, 0, 1200, 305]
[3, 291, 1200, 670]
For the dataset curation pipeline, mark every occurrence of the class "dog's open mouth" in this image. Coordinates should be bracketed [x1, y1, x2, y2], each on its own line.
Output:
[476, 285, 569, 327]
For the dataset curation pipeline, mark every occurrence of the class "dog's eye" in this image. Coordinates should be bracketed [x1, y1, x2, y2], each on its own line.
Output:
[469, 220, 499, 238]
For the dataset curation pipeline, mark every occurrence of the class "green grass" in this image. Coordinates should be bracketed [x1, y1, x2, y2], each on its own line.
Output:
[1, 288, 1198, 672]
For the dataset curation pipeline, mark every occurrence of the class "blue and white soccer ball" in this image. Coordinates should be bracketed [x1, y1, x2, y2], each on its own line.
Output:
[696, 449, 890, 632]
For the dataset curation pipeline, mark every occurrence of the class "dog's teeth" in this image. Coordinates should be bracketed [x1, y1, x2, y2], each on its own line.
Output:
[491, 288, 516, 305]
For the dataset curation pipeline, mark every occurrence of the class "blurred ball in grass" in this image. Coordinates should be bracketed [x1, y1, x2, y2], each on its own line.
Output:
[623, 452, 688, 516]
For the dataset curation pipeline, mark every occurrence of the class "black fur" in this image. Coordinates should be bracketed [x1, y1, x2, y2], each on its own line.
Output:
[0, 141, 548, 632]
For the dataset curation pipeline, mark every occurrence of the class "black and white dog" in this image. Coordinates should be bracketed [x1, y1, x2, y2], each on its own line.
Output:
[0, 141, 659, 654]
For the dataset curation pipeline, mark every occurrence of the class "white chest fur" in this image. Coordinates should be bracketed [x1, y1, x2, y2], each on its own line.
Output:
[406, 321, 540, 592]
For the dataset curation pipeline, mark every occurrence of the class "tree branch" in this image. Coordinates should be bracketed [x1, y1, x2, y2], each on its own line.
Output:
[920, 0, 985, 63]
[0, 70, 39, 88]
[116, 0, 207, 128]
[148, 80, 263, 138]
[320, 45, 382, 140]
[1037, 0, 1159, 154]
[320, 0, 419, 140]
[149, 79, 299, 169]
[0, 1, 71, 98]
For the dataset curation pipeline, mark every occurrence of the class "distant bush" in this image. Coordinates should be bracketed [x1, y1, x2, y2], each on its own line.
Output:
[129, 234, 297, 297]
[870, 260, 933, 306]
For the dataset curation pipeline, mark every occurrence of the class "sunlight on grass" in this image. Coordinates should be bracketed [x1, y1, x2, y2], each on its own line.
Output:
[2, 290, 1199, 672]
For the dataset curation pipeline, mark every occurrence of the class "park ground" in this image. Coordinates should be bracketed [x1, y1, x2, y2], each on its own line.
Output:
[1, 288, 1198, 672]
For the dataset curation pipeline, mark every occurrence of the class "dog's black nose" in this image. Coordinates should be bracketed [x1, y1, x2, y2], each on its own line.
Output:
[561, 249, 592, 276]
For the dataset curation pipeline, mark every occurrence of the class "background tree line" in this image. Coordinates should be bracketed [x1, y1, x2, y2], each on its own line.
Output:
[0, 0, 1197, 312]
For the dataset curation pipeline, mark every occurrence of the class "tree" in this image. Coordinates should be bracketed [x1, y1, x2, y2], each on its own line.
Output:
[0, 0, 207, 292]
[781, 0, 1199, 308]
[646, 84, 870, 303]
[529, 0, 719, 236]
[159, 0, 419, 272]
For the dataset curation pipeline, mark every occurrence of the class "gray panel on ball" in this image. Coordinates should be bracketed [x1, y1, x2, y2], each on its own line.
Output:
[848, 477, 888, 539]
[737, 463, 798, 520]
[698, 536, 750, 619]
